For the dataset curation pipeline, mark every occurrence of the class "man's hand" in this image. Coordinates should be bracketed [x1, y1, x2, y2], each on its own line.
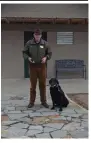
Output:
[28, 57, 35, 63]
[41, 57, 47, 63]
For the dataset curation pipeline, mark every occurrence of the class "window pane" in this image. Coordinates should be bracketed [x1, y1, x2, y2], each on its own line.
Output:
[57, 32, 73, 44]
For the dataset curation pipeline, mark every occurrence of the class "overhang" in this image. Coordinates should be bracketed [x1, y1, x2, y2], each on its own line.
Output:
[1, 17, 88, 24]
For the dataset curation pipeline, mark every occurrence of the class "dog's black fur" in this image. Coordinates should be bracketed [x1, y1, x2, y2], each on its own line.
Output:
[49, 78, 69, 111]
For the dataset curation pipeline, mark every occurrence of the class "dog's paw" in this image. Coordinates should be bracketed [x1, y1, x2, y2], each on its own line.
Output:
[51, 107, 55, 110]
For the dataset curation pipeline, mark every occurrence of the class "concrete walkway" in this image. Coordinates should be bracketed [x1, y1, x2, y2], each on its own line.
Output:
[1, 79, 88, 138]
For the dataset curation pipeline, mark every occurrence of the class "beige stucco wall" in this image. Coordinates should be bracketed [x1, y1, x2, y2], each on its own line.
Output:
[1, 30, 24, 78]
[1, 24, 88, 79]
[1, 4, 88, 18]
[47, 32, 88, 78]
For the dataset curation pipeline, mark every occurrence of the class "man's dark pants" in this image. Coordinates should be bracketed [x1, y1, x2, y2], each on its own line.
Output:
[29, 63, 47, 104]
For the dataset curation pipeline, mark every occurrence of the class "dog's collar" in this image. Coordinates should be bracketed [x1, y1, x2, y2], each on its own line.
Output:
[50, 84, 59, 88]
[51, 85, 61, 92]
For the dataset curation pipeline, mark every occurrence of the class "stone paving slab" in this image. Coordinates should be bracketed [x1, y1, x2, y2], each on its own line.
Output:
[37, 108, 52, 112]
[2, 100, 25, 106]
[41, 112, 59, 116]
[29, 125, 43, 131]
[69, 130, 88, 138]
[1, 107, 5, 112]
[1, 126, 9, 130]
[1, 96, 11, 101]
[1, 101, 12, 105]
[44, 127, 57, 133]
[81, 114, 88, 119]
[3, 110, 8, 114]
[7, 111, 22, 114]
[43, 123, 64, 129]
[25, 130, 42, 136]
[61, 109, 76, 114]
[22, 110, 33, 114]
[81, 119, 88, 122]
[66, 117, 72, 121]
[15, 106, 28, 111]
[74, 109, 87, 114]
[36, 133, 51, 138]
[1, 127, 27, 138]
[61, 122, 81, 131]
[16, 117, 32, 124]
[60, 112, 82, 118]
[71, 118, 81, 123]
[81, 121, 88, 128]
[51, 130, 68, 138]
[8, 113, 28, 120]
[2, 121, 19, 126]
[5, 106, 15, 111]
[1, 93, 88, 138]
[29, 112, 43, 117]
[1, 112, 5, 115]
[10, 122, 29, 129]
[52, 116, 67, 121]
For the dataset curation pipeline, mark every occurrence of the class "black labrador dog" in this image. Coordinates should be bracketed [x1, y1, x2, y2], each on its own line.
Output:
[49, 78, 69, 111]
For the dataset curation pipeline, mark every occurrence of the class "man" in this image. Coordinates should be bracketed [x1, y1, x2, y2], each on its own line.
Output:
[22, 29, 52, 108]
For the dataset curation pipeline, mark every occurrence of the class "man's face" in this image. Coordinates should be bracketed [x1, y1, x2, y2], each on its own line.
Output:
[34, 34, 42, 43]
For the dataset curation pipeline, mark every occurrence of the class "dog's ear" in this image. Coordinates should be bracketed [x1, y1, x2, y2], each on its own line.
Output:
[49, 79, 52, 84]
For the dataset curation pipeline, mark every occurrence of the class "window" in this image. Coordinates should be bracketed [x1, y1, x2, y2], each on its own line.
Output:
[57, 32, 73, 44]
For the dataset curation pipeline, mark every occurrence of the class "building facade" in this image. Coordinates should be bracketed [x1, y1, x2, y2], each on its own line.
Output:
[1, 4, 88, 79]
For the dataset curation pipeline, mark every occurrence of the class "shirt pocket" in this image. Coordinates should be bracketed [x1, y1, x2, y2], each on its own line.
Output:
[29, 45, 37, 56]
